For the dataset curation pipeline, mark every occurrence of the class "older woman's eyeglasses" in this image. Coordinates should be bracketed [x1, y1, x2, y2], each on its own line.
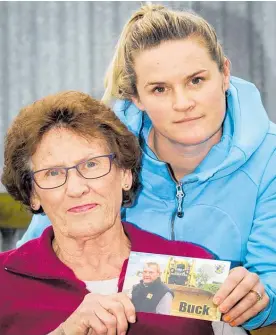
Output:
[32, 153, 116, 190]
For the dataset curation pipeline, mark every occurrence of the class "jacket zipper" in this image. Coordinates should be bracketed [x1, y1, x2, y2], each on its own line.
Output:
[165, 164, 185, 240]
[171, 182, 185, 240]
[176, 183, 185, 218]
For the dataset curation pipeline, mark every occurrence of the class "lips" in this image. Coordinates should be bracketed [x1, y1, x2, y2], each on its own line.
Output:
[68, 204, 98, 213]
[174, 116, 202, 123]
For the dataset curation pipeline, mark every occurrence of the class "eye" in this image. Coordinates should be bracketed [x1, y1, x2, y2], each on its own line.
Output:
[45, 169, 63, 177]
[153, 86, 166, 94]
[191, 77, 203, 85]
[86, 160, 97, 168]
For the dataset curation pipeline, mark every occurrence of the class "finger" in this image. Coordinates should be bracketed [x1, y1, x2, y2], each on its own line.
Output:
[218, 272, 260, 314]
[86, 313, 108, 335]
[111, 303, 129, 335]
[213, 267, 246, 305]
[93, 305, 117, 335]
[222, 285, 267, 323]
[213, 268, 258, 310]
[61, 312, 106, 335]
[113, 293, 136, 324]
[99, 299, 128, 335]
[227, 293, 270, 327]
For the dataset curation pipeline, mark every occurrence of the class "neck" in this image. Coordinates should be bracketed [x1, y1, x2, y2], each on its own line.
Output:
[144, 278, 160, 287]
[149, 127, 222, 180]
[52, 221, 131, 281]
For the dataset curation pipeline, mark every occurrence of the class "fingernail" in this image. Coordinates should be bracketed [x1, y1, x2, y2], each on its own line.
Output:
[129, 316, 136, 323]
[213, 297, 220, 305]
[223, 315, 231, 322]
[230, 321, 236, 327]
[219, 306, 228, 313]
[120, 332, 126, 335]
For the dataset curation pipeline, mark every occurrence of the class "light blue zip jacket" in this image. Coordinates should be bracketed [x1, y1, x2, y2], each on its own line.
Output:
[18, 77, 276, 330]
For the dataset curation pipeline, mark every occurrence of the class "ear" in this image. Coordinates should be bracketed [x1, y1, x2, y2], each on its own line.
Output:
[222, 57, 231, 92]
[121, 169, 133, 191]
[30, 190, 41, 211]
[131, 96, 145, 112]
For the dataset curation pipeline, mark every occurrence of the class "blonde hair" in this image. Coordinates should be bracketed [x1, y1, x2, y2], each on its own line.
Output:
[144, 262, 161, 274]
[103, 4, 225, 104]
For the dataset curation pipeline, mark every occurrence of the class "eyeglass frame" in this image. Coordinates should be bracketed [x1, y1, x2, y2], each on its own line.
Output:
[31, 153, 116, 190]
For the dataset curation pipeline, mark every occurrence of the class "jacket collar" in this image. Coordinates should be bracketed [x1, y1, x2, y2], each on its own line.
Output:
[141, 277, 162, 288]
[3, 222, 145, 285]
[3, 226, 81, 282]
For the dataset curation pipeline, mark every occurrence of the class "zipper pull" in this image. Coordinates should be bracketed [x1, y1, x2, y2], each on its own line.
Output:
[176, 183, 184, 218]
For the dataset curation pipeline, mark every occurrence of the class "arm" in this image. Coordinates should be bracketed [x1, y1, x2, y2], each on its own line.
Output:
[16, 214, 51, 247]
[242, 150, 276, 329]
[156, 292, 173, 315]
[214, 150, 276, 330]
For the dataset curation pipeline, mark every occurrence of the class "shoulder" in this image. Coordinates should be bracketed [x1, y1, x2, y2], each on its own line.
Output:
[0, 249, 13, 264]
[257, 121, 276, 149]
[161, 290, 174, 299]
[159, 282, 173, 293]
[113, 99, 143, 136]
[267, 121, 276, 138]
[251, 123, 276, 177]
[239, 121, 276, 186]
[132, 282, 141, 290]
[0, 250, 15, 290]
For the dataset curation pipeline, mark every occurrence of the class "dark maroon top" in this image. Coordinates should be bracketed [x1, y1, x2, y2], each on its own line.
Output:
[0, 222, 214, 335]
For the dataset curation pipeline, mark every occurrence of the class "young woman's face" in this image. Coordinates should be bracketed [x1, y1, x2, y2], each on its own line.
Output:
[132, 39, 230, 146]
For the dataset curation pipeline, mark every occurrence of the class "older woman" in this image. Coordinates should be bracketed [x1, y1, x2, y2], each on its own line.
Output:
[0, 91, 215, 335]
[23, 5, 276, 332]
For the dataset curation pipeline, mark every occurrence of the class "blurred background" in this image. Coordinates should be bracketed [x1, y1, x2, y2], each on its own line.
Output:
[1, 1, 276, 251]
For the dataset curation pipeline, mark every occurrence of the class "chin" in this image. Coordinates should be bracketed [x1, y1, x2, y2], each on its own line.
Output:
[173, 127, 221, 146]
[67, 222, 104, 238]
[174, 135, 210, 147]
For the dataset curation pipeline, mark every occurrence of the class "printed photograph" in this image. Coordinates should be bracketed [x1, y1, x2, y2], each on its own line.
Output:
[123, 252, 231, 322]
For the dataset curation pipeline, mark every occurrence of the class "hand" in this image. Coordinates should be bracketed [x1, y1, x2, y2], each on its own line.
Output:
[59, 292, 136, 335]
[213, 267, 269, 326]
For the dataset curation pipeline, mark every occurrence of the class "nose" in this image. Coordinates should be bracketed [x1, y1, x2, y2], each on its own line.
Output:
[172, 87, 196, 112]
[65, 169, 90, 198]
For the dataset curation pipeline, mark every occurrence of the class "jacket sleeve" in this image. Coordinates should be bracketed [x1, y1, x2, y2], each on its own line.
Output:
[16, 214, 51, 248]
[156, 292, 173, 315]
[242, 150, 276, 330]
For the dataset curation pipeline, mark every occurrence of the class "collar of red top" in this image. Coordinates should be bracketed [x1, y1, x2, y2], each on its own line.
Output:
[2, 222, 215, 290]
[2, 222, 141, 284]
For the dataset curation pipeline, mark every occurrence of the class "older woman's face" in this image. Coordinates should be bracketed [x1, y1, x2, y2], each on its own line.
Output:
[31, 128, 132, 238]
[132, 38, 230, 146]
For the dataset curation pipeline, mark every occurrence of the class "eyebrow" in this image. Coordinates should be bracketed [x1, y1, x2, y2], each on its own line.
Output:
[144, 69, 208, 87]
[35, 154, 105, 171]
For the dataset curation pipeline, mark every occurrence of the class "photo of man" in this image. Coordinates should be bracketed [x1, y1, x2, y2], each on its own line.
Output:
[123, 252, 231, 321]
[131, 262, 174, 315]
